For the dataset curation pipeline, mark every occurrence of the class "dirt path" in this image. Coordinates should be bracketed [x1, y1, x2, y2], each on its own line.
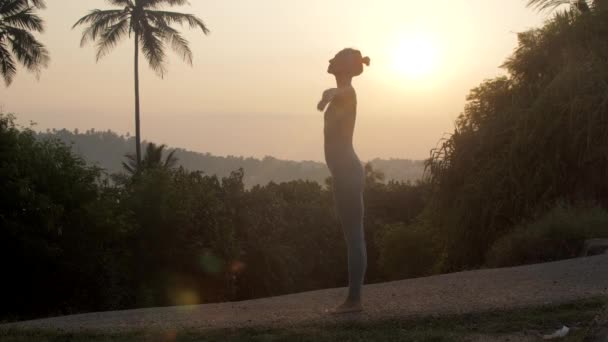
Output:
[3, 255, 608, 333]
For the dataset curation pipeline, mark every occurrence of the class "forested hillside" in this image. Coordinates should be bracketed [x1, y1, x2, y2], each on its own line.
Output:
[36, 129, 424, 187]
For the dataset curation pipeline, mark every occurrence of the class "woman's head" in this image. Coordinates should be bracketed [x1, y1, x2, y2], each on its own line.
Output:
[328, 48, 370, 77]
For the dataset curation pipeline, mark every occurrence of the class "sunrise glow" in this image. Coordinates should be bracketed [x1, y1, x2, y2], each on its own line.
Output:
[393, 33, 441, 80]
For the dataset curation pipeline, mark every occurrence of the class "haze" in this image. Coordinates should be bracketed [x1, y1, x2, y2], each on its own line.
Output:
[1, 0, 544, 161]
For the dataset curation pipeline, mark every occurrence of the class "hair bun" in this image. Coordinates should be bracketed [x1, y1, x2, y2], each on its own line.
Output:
[362, 56, 371, 66]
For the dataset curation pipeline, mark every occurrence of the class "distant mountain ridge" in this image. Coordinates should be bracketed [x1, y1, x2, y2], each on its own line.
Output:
[36, 128, 425, 187]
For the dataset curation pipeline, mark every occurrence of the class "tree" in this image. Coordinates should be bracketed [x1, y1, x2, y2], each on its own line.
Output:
[526, 0, 608, 13]
[426, 8, 608, 269]
[26, 0, 45, 8]
[73, 0, 210, 165]
[0, 0, 49, 86]
[122, 142, 178, 175]
[0, 113, 133, 319]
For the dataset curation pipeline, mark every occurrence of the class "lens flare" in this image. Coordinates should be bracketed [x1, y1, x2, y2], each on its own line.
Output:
[199, 251, 225, 275]
[168, 288, 200, 306]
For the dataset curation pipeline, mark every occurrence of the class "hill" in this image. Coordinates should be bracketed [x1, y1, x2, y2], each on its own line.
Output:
[35, 128, 425, 187]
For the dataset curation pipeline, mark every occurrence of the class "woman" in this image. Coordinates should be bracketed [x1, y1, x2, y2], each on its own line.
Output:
[317, 48, 370, 314]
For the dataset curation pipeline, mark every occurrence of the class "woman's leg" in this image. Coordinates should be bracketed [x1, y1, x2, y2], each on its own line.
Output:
[335, 183, 367, 302]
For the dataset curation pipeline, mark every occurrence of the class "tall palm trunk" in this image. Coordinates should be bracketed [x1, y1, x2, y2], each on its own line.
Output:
[74, 4, 210, 169]
[134, 33, 142, 165]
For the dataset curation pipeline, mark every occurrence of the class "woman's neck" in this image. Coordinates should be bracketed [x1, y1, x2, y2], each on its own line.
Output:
[335, 75, 353, 89]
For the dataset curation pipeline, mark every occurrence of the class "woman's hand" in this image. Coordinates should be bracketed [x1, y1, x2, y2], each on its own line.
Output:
[318, 88, 339, 112]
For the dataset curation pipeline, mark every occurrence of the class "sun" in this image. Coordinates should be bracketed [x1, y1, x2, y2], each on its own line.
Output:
[393, 33, 441, 80]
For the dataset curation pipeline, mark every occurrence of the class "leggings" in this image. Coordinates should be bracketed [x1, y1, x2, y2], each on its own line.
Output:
[333, 172, 367, 300]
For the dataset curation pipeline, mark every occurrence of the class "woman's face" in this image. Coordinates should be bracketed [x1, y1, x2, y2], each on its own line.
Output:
[328, 52, 351, 76]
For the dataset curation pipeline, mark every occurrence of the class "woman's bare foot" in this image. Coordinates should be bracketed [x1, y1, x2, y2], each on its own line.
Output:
[327, 299, 363, 314]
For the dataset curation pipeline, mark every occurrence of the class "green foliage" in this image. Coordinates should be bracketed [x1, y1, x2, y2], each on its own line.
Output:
[375, 222, 439, 279]
[121, 142, 178, 176]
[526, 0, 608, 14]
[236, 180, 344, 298]
[527, 0, 590, 13]
[120, 167, 243, 306]
[426, 9, 608, 270]
[2, 113, 429, 320]
[72, 0, 209, 76]
[0, 0, 50, 86]
[73, 0, 210, 164]
[0, 113, 130, 318]
[486, 204, 608, 267]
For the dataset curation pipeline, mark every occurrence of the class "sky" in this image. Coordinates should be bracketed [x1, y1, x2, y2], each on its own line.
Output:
[1, 0, 547, 161]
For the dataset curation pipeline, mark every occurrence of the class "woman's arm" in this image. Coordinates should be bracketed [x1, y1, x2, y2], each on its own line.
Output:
[318, 88, 340, 112]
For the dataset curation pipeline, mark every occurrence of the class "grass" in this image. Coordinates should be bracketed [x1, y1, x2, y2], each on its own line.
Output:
[2, 297, 606, 342]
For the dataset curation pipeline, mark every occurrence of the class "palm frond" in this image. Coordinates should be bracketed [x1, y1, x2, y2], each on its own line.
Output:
[121, 142, 178, 175]
[122, 152, 139, 174]
[142, 0, 190, 9]
[72, 9, 127, 47]
[150, 145, 164, 166]
[1, 7, 45, 32]
[0, 0, 48, 85]
[151, 22, 192, 64]
[27, 0, 46, 9]
[4, 26, 49, 73]
[526, 0, 592, 12]
[0, 0, 28, 16]
[74, 1, 209, 76]
[573, 0, 591, 11]
[95, 18, 130, 61]
[105, 0, 133, 7]
[72, 9, 126, 28]
[139, 20, 167, 76]
[146, 10, 210, 34]
[163, 149, 178, 169]
[527, 0, 572, 12]
[143, 10, 209, 65]
[0, 41, 17, 85]
[165, 28, 192, 64]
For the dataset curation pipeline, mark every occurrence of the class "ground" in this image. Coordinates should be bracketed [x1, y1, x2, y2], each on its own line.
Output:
[2, 255, 608, 341]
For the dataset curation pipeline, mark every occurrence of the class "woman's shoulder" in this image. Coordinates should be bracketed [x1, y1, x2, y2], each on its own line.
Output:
[337, 86, 357, 105]
[319, 86, 357, 112]
[334, 86, 356, 101]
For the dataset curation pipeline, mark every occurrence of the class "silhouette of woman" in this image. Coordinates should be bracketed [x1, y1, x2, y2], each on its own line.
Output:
[318, 48, 370, 314]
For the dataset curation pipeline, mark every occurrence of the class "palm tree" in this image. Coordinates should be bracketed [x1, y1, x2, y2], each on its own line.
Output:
[73, 0, 209, 166]
[122, 142, 178, 175]
[526, 0, 608, 13]
[0, 0, 50, 86]
[26, 0, 45, 8]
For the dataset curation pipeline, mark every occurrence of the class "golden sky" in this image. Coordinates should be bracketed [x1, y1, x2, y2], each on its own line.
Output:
[0, 0, 545, 161]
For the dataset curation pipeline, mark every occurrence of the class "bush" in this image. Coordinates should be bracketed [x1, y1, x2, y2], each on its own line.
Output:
[0, 113, 132, 319]
[375, 222, 439, 279]
[425, 10, 608, 270]
[486, 204, 608, 267]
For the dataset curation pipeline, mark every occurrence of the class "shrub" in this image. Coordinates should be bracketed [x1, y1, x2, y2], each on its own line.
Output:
[375, 222, 439, 279]
[0, 113, 132, 319]
[425, 10, 608, 270]
[486, 204, 608, 267]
